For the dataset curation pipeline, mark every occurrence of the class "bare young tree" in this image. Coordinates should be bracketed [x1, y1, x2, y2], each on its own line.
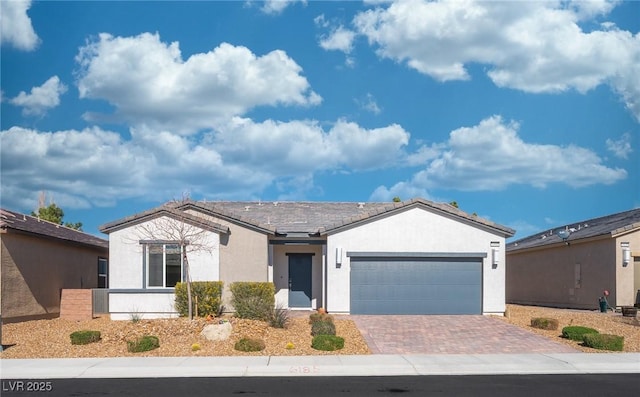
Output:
[133, 196, 221, 320]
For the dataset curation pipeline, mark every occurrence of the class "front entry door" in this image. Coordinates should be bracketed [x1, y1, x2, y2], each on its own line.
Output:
[288, 254, 312, 308]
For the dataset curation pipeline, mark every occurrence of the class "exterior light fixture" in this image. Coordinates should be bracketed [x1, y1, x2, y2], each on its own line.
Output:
[490, 242, 500, 268]
[621, 242, 631, 266]
[335, 247, 343, 268]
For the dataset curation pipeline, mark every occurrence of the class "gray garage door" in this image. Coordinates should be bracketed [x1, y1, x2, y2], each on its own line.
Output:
[350, 257, 482, 315]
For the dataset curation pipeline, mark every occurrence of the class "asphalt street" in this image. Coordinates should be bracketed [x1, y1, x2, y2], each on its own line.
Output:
[2, 374, 638, 397]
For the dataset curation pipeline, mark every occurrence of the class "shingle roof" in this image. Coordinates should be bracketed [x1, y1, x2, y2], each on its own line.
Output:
[507, 208, 640, 252]
[101, 198, 514, 237]
[1, 208, 108, 249]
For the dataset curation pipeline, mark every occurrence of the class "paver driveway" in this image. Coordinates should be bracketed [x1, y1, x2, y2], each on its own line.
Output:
[350, 315, 579, 354]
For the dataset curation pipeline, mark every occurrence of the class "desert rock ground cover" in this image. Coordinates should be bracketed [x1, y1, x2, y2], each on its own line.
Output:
[500, 304, 640, 353]
[0, 313, 370, 358]
[1, 305, 638, 358]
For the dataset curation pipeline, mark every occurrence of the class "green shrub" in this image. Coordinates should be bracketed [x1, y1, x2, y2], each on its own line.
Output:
[530, 317, 559, 330]
[562, 326, 599, 341]
[311, 320, 336, 336]
[583, 334, 624, 351]
[234, 338, 266, 352]
[309, 312, 334, 324]
[311, 335, 344, 351]
[175, 281, 224, 317]
[70, 330, 101, 345]
[268, 305, 290, 329]
[230, 282, 275, 321]
[127, 335, 160, 353]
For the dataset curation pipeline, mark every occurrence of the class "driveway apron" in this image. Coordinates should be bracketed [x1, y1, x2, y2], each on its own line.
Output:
[350, 315, 580, 354]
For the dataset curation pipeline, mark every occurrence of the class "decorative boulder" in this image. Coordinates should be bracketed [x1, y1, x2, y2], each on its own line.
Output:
[201, 322, 232, 341]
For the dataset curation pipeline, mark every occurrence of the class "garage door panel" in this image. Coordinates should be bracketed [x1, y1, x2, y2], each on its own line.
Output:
[350, 258, 482, 315]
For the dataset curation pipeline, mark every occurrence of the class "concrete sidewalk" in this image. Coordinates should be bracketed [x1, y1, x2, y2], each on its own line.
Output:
[2, 354, 639, 379]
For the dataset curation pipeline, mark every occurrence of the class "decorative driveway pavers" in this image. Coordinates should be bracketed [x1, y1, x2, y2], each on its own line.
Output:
[350, 315, 580, 354]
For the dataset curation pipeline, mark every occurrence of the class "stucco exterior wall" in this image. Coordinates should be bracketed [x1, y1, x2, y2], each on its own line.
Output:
[107, 216, 220, 319]
[506, 237, 616, 309]
[272, 244, 324, 309]
[615, 230, 640, 306]
[185, 210, 269, 308]
[325, 207, 507, 315]
[109, 292, 177, 320]
[1, 232, 107, 322]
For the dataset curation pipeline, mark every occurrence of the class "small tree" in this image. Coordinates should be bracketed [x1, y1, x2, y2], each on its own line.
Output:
[31, 192, 83, 230]
[133, 195, 219, 320]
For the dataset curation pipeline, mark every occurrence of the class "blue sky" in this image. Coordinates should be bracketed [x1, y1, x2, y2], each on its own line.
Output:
[1, 0, 638, 239]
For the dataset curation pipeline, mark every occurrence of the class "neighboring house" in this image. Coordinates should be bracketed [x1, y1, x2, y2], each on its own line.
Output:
[0, 209, 109, 323]
[506, 208, 640, 310]
[99, 198, 514, 320]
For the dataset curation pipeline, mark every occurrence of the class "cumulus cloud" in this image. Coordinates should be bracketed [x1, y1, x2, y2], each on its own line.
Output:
[0, 0, 39, 51]
[10, 76, 68, 116]
[75, 33, 321, 133]
[213, 117, 409, 173]
[606, 132, 633, 159]
[261, 0, 305, 15]
[371, 115, 627, 197]
[352, 0, 640, 120]
[0, 118, 410, 210]
[319, 25, 356, 53]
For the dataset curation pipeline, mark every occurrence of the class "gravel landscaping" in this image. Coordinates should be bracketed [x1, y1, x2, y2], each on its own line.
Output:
[500, 304, 640, 353]
[0, 313, 370, 358]
[1, 305, 638, 358]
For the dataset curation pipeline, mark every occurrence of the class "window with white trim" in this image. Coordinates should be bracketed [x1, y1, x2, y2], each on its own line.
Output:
[147, 243, 183, 288]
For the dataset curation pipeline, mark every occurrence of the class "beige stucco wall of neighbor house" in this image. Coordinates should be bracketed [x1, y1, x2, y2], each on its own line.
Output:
[1, 232, 106, 322]
[615, 230, 640, 307]
[272, 244, 324, 310]
[325, 207, 507, 315]
[107, 216, 220, 320]
[506, 237, 617, 309]
[185, 210, 269, 309]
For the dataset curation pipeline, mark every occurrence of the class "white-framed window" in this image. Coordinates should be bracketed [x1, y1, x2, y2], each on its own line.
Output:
[146, 243, 183, 288]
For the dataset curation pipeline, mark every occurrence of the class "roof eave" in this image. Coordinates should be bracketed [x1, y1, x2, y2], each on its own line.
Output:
[321, 198, 515, 237]
[99, 207, 229, 235]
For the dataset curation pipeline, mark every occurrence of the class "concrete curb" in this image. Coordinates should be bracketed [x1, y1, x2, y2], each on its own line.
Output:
[1, 353, 639, 379]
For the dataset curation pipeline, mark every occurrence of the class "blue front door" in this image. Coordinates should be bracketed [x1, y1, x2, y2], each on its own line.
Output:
[288, 254, 312, 308]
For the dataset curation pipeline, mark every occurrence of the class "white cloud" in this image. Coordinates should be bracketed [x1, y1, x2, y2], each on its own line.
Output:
[0, 118, 409, 209]
[352, 0, 640, 120]
[0, 0, 39, 51]
[319, 26, 356, 53]
[213, 117, 410, 173]
[371, 115, 627, 197]
[75, 33, 321, 133]
[261, 0, 305, 15]
[10, 76, 68, 116]
[606, 132, 633, 159]
[369, 182, 430, 202]
[356, 93, 381, 114]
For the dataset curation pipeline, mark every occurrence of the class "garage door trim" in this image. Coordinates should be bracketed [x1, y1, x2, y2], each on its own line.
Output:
[349, 252, 485, 315]
[347, 251, 487, 258]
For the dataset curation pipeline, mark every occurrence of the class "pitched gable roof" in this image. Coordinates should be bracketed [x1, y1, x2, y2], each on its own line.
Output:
[319, 198, 515, 236]
[507, 208, 640, 252]
[99, 204, 230, 234]
[1, 208, 108, 249]
[101, 198, 514, 238]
